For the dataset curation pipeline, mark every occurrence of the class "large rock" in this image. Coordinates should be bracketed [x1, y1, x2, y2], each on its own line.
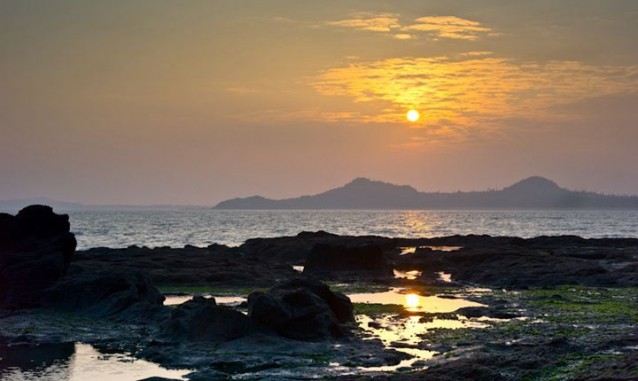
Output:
[0, 205, 76, 309]
[43, 271, 166, 322]
[248, 278, 354, 341]
[160, 296, 251, 342]
[303, 244, 393, 279]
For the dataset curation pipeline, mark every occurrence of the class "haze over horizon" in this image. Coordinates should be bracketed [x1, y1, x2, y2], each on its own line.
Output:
[2, 1, 638, 205]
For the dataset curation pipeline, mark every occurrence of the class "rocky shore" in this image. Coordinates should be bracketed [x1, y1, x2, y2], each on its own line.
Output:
[1, 206, 637, 380]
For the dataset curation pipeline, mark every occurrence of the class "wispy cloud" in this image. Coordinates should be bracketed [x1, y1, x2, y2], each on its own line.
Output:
[327, 13, 494, 41]
[310, 56, 638, 138]
[327, 12, 401, 33]
[224, 86, 263, 95]
[403, 16, 495, 40]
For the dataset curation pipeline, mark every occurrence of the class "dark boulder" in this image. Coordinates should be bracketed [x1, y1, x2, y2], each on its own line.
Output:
[303, 244, 393, 279]
[248, 278, 354, 341]
[0, 205, 76, 309]
[43, 271, 166, 322]
[160, 296, 251, 342]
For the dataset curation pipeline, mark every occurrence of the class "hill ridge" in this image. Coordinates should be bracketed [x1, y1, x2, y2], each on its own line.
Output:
[214, 176, 638, 210]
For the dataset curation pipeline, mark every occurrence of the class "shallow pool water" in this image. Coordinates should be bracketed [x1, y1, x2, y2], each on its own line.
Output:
[348, 286, 491, 370]
[399, 246, 463, 255]
[393, 269, 422, 280]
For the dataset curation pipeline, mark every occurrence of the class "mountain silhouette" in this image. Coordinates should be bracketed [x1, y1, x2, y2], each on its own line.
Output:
[214, 176, 638, 209]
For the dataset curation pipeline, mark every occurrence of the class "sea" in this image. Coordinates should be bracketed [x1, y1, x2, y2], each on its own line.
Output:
[50, 208, 638, 250]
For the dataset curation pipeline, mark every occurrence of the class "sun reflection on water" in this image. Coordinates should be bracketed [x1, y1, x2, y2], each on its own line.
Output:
[405, 293, 421, 311]
[348, 288, 484, 313]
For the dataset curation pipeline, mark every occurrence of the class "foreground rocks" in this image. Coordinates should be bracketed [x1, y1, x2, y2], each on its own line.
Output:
[2, 208, 638, 380]
[0, 205, 76, 309]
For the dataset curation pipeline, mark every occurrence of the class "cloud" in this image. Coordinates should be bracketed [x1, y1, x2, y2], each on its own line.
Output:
[393, 33, 413, 40]
[461, 51, 493, 57]
[309, 55, 638, 138]
[327, 13, 401, 33]
[224, 86, 263, 95]
[403, 16, 495, 40]
[327, 13, 494, 41]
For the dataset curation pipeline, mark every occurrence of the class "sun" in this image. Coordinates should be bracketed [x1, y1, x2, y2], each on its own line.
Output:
[406, 109, 420, 122]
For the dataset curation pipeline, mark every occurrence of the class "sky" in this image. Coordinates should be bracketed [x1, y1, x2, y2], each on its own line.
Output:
[2, 0, 638, 205]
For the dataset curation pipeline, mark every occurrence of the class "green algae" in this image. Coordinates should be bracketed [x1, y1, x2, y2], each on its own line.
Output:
[525, 286, 638, 324]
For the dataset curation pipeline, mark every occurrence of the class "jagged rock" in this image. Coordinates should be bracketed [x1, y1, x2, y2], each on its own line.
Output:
[248, 278, 353, 341]
[160, 296, 251, 342]
[303, 244, 393, 279]
[43, 271, 166, 322]
[0, 205, 76, 309]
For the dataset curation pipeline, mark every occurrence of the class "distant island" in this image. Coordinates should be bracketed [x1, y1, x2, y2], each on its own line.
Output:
[214, 176, 638, 209]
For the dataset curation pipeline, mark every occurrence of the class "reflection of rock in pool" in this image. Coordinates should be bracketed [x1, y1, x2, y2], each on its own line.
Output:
[0, 342, 74, 373]
[0, 343, 190, 381]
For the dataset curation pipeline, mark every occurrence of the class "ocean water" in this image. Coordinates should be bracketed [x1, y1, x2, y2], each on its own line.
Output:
[62, 209, 638, 250]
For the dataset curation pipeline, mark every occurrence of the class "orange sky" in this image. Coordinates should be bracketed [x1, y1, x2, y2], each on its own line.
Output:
[2, 1, 638, 204]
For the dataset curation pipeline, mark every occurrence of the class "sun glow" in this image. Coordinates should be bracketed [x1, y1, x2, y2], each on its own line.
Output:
[406, 109, 420, 122]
